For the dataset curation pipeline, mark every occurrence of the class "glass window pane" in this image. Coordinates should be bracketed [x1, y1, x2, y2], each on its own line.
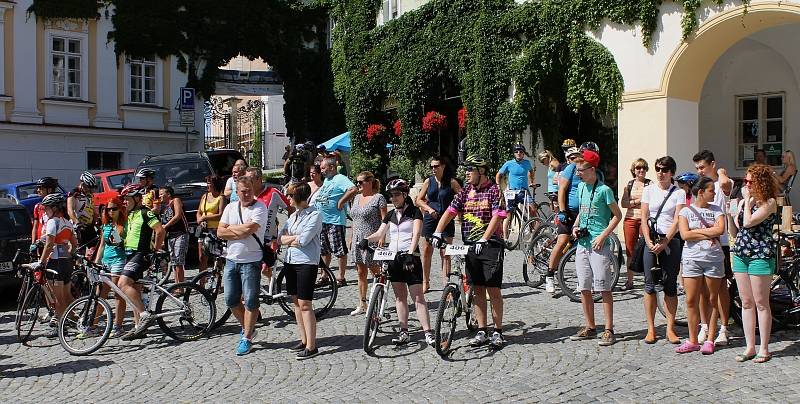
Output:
[52, 37, 64, 52]
[52, 55, 65, 69]
[764, 143, 782, 166]
[767, 96, 783, 119]
[68, 84, 80, 98]
[131, 90, 141, 103]
[145, 90, 156, 104]
[52, 83, 64, 97]
[67, 57, 79, 70]
[130, 63, 141, 78]
[766, 120, 783, 143]
[68, 39, 80, 54]
[740, 98, 758, 120]
[144, 65, 155, 79]
[741, 121, 759, 143]
[130, 76, 140, 91]
[144, 77, 155, 91]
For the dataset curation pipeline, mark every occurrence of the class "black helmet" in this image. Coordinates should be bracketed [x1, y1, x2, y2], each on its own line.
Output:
[385, 179, 410, 193]
[579, 141, 600, 153]
[135, 168, 156, 179]
[41, 193, 65, 207]
[513, 143, 526, 153]
[36, 177, 59, 188]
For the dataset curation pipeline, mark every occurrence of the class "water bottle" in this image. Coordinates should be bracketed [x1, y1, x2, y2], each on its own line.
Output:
[142, 291, 150, 310]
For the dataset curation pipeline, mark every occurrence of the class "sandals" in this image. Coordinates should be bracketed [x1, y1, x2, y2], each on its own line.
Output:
[735, 352, 757, 362]
[753, 353, 773, 363]
[643, 335, 658, 344]
[336, 278, 347, 287]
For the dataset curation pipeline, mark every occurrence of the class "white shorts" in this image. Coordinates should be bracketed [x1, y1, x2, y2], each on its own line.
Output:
[682, 260, 725, 279]
[575, 244, 614, 292]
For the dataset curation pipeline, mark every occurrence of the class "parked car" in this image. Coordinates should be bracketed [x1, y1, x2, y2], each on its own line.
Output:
[0, 181, 67, 215]
[93, 169, 135, 209]
[136, 149, 244, 234]
[0, 198, 32, 289]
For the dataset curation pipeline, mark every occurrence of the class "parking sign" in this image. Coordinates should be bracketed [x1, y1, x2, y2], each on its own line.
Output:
[180, 87, 195, 110]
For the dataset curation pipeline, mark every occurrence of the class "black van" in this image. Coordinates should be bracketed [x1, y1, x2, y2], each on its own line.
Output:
[0, 198, 32, 289]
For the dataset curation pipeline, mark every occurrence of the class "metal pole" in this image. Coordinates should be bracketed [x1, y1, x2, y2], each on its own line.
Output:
[185, 126, 189, 152]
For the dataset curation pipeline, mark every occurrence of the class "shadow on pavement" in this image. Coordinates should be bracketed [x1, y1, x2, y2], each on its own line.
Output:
[0, 358, 114, 378]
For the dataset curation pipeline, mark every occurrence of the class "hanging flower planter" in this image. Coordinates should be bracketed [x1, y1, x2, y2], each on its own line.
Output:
[393, 120, 402, 137]
[366, 123, 387, 142]
[421, 111, 447, 134]
[458, 107, 467, 131]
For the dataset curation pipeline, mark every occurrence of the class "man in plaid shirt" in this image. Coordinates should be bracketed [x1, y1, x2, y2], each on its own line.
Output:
[432, 154, 507, 349]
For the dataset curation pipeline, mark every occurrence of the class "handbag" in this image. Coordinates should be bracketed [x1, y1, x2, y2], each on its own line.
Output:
[238, 202, 277, 267]
[630, 185, 676, 273]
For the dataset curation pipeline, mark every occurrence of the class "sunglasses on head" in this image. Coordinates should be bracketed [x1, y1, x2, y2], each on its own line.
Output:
[654, 166, 670, 173]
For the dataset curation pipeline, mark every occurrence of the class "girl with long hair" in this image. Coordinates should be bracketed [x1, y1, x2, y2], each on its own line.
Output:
[96, 197, 128, 337]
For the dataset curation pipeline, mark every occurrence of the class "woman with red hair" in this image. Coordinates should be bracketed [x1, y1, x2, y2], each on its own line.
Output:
[731, 164, 779, 363]
[95, 197, 128, 337]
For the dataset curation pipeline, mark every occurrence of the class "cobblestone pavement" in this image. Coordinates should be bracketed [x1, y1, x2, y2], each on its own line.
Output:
[1, 247, 799, 403]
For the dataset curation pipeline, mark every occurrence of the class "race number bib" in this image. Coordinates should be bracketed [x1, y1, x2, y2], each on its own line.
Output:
[504, 190, 517, 200]
[373, 249, 397, 261]
[445, 245, 469, 256]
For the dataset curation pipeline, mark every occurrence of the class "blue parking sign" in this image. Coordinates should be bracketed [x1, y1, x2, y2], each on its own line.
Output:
[180, 87, 195, 110]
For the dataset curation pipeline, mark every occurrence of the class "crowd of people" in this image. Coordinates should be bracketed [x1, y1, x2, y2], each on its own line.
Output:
[23, 135, 798, 363]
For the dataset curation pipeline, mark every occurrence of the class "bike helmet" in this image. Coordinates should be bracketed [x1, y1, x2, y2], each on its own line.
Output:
[675, 172, 700, 186]
[564, 147, 581, 158]
[40, 193, 65, 207]
[561, 138, 576, 149]
[512, 143, 526, 153]
[579, 141, 600, 153]
[120, 183, 147, 197]
[135, 167, 156, 179]
[79, 171, 97, 188]
[463, 154, 489, 169]
[385, 179, 410, 193]
[36, 176, 59, 188]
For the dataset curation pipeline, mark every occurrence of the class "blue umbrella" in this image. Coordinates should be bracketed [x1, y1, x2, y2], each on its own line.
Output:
[319, 131, 394, 152]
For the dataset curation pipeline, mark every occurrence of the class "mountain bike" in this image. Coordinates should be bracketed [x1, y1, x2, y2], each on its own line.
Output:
[434, 243, 478, 357]
[15, 261, 59, 343]
[503, 185, 552, 250]
[58, 253, 216, 355]
[190, 231, 229, 329]
[362, 247, 401, 353]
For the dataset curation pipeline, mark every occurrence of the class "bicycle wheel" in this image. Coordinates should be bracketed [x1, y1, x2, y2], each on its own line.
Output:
[536, 201, 553, 221]
[59, 295, 113, 355]
[17, 285, 43, 342]
[523, 233, 553, 288]
[191, 267, 230, 330]
[276, 263, 338, 319]
[656, 282, 688, 327]
[70, 270, 91, 299]
[15, 275, 32, 331]
[557, 247, 602, 303]
[464, 286, 478, 332]
[363, 283, 385, 353]
[504, 210, 523, 250]
[520, 217, 543, 252]
[434, 284, 459, 357]
[156, 282, 216, 342]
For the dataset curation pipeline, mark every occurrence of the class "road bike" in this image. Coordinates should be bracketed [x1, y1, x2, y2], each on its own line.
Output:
[434, 243, 479, 357]
[190, 231, 229, 329]
[362, 247, 402, 353]
[58, 252, 216, 355]
[15, 257, 59, 343]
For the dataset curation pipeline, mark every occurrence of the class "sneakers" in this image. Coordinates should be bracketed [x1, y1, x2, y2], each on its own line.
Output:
[675, 341, 701, 354]
[111, 325, 125, 338]
[569, 327, 597, 341]
[75, 327, 98, 340]
[598, 330, 616, 346]
[47, 323, 59, 338]
[701, 341, 715, 355]
[350, 305, 366, 316]
[424, 332, 436, 347]
[290, 341, 306, 352]
[236, 338, 253, 356]
[469, 330, 489, 347]
[545, 276, 555, 293]
[121, 329, 147, 341]
[392, 330, 410, 346]
[714, 327, 729, 346]
[489, 331, 505, 349]
[697, 324, 708, 344]
[296, 348, 319, 360]
[133, 311, 154, 334]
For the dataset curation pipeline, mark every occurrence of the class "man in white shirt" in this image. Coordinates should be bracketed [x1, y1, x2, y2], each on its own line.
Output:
[224, 159, 248, 202]
[218, 176, 269, 356]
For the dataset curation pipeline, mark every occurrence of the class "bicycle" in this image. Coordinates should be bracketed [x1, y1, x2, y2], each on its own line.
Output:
[15, 260, 59, 343]
[503, 185, 551, 250]
[433, 243, 479, 357]
[190, 231, 229, 329]
[362, 246, 402, 353]
[58, 252, 216, 355]
[656, 268, 688, 327]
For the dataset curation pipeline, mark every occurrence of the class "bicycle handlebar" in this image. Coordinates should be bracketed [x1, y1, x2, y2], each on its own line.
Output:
[21, 263, 59, 275]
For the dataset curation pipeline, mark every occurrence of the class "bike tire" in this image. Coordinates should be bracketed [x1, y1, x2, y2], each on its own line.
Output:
[152, 256, 173, 286]
[522, 233, 553, 288]
[17, 285, 43, 343]
[363, 283, 385, 353]
[504, 210, 523, 250]
[464, 286, 478, 332]
[15, 275, 32, 331]
[520, 217, 543, 252]
[434, 284, 460, 357]
[59, 295, 113, 356]
[536, 201, 553, 221]
[656, 284, 688, 327]
[276, 263, 338, 319]
[191, 268, 230, 330]
[156, 282, 216, 342]
[556, 247, 603, 303]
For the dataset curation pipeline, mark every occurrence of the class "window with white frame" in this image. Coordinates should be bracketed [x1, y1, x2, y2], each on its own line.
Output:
[381, 0, 399, 24]
[87, 151, 123, 171]
[129, 56, 157, 104]
[50, 36, 82, 98]
[736, 93, 784, 168]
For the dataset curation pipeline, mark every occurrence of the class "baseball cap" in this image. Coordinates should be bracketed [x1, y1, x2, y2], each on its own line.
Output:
[582, 150, 600, 168]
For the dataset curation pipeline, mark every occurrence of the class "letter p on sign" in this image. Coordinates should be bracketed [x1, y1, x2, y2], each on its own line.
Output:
[180, 87, 195, 110]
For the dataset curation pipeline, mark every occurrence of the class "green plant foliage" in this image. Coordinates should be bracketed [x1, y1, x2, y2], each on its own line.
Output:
[28, 0, 102, 20]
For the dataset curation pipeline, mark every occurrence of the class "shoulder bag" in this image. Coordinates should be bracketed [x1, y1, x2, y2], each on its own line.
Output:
[238, 202, 277, 267]
[630, 185, 676, 273]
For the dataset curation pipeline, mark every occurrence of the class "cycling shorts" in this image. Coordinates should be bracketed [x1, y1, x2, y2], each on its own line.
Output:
[465, 242, 504, 288]
[121, 252, 150, 281]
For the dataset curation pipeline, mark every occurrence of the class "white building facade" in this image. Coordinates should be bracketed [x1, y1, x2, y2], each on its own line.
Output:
[0, 0, 204, 184]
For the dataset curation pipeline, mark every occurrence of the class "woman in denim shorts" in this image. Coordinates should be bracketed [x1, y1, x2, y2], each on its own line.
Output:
[96, 197, 128, 337]
[676, 177, 725, 355]
[731, 164, 779, 363]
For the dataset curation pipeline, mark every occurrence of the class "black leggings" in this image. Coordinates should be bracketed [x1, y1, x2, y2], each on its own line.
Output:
[642, 237, 681, 296]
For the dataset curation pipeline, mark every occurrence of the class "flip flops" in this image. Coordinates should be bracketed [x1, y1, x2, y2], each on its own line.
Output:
[753, 353, 773, 363]
[735, 352, 757, 362]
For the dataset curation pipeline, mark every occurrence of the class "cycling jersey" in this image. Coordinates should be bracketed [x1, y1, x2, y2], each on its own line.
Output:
[560, 163, 582, 212]
[45, 216, 74, 259]
[498, 158, 533, 190]
[257, 187, 289, 241]
[447, 181, 505, 243]
[69, 190, 95, 225]
[142, 187, 158, 209]
[382, 203, 423, 252]
[125, 208, 160, 253]
[32, 203, 48, 241]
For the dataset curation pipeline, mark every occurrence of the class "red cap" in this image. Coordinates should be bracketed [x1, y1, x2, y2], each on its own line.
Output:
[582, 150, 600, 168]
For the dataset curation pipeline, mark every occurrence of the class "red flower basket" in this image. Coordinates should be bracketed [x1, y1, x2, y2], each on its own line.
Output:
[422, 111, 447, 134]
[366, 124, 387, 142]
[458, 107, 467, 130]
[393, 120, 402, 137]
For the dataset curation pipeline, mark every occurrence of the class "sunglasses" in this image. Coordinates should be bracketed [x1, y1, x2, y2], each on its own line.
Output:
[356, 179, 371, 184]
[654, 166, 670, 173]
[430, 164, 441, 169]
[514, 149, 525, 153]
[464, 166, 478, 172]
[106, 207, 119, 212]
[634, 166, 647, 170]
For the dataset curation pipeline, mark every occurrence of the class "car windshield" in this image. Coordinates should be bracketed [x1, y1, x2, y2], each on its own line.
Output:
[146, 161, 212, 186]
[16, 184, 40, 200]
[108, 173, 134, 190]
[0, 209, 31, 238]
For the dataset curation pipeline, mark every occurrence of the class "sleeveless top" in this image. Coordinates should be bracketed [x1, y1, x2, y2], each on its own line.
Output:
[100, 223, 126, 265]
[160, 199, 188, 236]
[199, 193, 223, 229]
[425, 175, 455, 215]
[624, 179, 650, 220]
[733, 202, 778, 260]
